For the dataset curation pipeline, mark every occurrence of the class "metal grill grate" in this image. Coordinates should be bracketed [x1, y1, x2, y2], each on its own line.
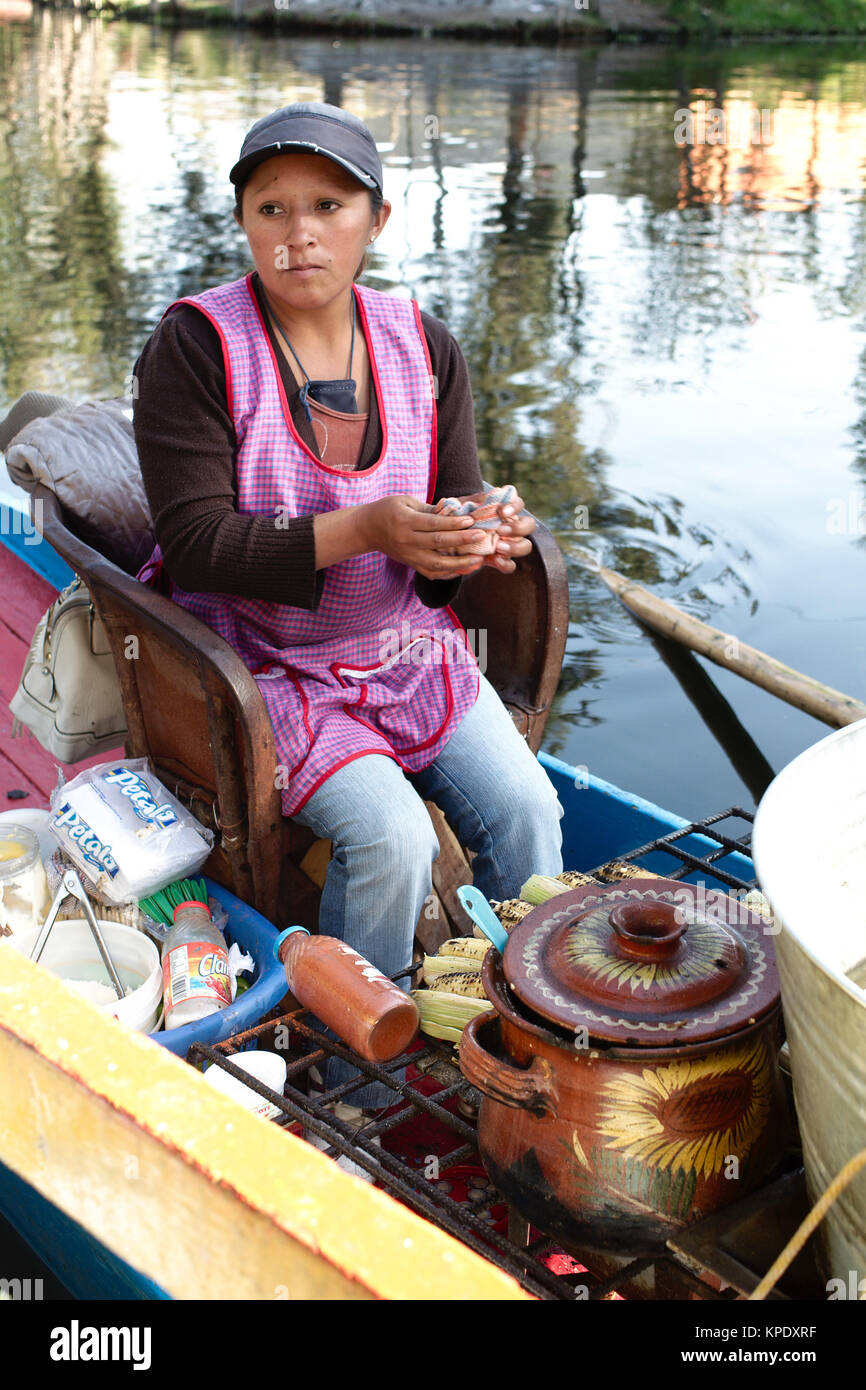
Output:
[190, 1011, 723, 1300]
[191, 1020, 592, 1300]
[594, 807, 757, 892]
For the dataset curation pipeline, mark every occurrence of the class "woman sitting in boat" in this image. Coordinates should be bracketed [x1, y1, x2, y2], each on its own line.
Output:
[133, 102, 563, 1108]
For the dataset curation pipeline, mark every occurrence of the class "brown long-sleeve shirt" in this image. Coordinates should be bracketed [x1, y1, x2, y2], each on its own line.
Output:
[132, 271, 484, 610]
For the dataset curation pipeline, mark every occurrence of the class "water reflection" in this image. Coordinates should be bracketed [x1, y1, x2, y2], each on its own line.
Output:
[0, 14, 135, 396]
[2, 19, 866, 815]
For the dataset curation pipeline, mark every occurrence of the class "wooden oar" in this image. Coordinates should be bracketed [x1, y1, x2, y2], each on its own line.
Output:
[576, 551, 866, 729]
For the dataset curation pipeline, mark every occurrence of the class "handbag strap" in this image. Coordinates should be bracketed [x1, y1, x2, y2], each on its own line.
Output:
[43, 575, 87, 666]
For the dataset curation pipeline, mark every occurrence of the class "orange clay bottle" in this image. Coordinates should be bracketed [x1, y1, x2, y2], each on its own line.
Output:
[274, 926, 419, 1062]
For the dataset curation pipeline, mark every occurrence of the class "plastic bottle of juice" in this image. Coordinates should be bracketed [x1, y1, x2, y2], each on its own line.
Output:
[161, 900, 231, 1030]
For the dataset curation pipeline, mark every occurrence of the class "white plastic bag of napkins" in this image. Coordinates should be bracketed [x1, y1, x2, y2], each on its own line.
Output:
[49, 760, 214, 905]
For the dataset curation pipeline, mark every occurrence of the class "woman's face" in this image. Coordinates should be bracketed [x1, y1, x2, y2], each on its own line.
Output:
[236, 151, 390, 315]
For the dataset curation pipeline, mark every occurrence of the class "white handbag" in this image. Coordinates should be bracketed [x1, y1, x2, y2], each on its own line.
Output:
[10, 576, 128, 763]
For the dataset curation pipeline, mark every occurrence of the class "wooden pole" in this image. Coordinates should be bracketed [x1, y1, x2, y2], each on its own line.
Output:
[577, 551, 866, 729]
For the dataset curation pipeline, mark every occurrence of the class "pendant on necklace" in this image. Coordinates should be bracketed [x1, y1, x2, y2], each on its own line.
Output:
[304, 379, 359, 415]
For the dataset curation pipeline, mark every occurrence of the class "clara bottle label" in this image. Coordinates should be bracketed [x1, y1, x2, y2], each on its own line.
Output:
[163, 940, 231, 1011]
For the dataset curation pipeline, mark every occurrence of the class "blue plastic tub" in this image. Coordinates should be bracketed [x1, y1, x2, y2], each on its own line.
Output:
[150, 877, 287, 1056]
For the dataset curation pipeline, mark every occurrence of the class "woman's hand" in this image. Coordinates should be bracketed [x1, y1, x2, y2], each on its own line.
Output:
[455, 489, 535, 574]
[360, 495, 491, 580]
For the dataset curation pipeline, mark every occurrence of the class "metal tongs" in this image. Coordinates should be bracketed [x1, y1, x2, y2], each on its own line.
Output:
[29, 868, 125, 1000]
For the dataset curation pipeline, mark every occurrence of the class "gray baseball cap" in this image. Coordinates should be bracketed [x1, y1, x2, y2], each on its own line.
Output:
[230, 102, 383, 195]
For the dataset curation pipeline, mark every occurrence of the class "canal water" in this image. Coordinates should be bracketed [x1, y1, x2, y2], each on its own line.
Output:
[2, 13, 866, 822]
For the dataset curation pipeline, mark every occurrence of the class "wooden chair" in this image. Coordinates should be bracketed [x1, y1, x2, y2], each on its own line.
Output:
[33, 483, 568, 934]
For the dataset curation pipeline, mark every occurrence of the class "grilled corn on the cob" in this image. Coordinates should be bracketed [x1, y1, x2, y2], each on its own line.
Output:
[436, 937, 490, 960]
[423, 936, 491, 986]
[412, 987, 493, 1045]
[473, 898, 533, 938]
[423, 955, 485, 985]
[429, 970, 487, 999]
[520, 874, 572, 905]
[414, 1019, 464, 1045]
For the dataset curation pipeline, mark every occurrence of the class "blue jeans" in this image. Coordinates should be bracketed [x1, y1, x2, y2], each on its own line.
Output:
[291, 673, 564, 1108]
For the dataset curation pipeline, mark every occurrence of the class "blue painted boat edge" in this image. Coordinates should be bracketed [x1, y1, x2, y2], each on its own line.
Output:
[537, 751, 755, 887]
[0, 529, 75, 590]
[538, 750, 691, 830]
[0, 1156, 170, 1301]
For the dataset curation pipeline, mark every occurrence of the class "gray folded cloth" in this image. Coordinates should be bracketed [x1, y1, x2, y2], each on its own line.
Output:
[0, 391, 76, 454]
[1, 391, 154, 574]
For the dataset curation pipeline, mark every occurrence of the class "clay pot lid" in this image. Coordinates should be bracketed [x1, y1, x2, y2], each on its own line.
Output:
[503, 878, 780, 1046]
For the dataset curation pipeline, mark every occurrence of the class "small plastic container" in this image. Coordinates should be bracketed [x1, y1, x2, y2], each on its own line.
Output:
[161, 900, 231, 1031]
[0, 808, 54, 863]
[0, 823, 51, 937]
[202, 1051, 288, 1120]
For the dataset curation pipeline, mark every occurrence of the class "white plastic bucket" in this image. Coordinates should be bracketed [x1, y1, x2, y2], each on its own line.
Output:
[9, 918, 163, 1033]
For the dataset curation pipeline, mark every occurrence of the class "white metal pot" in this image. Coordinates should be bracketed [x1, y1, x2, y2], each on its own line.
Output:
[752, 719, 866, 1287]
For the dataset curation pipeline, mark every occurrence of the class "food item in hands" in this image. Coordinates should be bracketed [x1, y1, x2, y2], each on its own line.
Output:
[434, 486, 529, 559]
[434, 497, 500, 555]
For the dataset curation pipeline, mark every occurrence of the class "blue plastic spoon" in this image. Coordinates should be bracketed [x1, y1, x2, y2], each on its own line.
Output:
[456, 884, 509, 954]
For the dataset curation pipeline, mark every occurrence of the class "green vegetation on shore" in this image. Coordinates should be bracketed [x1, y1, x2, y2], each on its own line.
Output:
[665, 0, 866, 36]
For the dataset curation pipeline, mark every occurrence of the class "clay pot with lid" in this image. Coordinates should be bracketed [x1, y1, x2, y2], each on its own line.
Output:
[459, 879, 789, 1257]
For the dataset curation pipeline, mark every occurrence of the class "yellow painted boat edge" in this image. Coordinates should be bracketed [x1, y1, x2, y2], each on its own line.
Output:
[0, 943, 532, 1300]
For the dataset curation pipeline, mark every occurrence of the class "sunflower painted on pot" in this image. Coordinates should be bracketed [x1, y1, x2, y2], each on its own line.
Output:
[569, 1035, 776, 1222]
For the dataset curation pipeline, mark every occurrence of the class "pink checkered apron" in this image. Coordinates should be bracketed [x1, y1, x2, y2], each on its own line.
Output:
[138, 273, 480, 815]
